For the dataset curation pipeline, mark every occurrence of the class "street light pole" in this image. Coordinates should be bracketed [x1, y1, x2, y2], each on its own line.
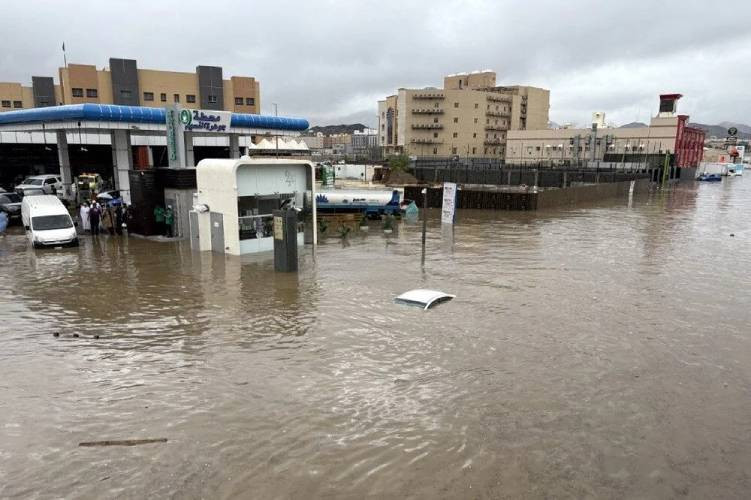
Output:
[273, 103, 279, 158]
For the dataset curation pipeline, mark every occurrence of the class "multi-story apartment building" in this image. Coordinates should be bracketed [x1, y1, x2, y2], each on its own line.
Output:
[377, 70, 549, 158]
[0, 58, 260, 113]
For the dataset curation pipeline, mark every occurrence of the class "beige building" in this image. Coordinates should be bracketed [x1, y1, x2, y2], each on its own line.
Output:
[505, 95, 706, 168]
[378, 70, 549, 158]
[1, 57, 260, 114]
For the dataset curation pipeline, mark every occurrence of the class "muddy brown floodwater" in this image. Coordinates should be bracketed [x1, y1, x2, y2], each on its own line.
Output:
[1, 178, 751, 499]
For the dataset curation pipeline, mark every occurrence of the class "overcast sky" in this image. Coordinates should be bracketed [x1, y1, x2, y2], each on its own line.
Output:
[3, 0, 750, 128]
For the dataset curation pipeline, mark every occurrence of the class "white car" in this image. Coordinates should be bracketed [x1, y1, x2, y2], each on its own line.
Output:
[15, 175, 63, 197]
[21, 195, 78, 248]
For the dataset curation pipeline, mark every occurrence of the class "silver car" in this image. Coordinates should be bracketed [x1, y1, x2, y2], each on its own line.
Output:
[15, 175, 63, 197]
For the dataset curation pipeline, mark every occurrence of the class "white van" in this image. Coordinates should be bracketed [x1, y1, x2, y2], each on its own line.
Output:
[21, 195, 78, 248]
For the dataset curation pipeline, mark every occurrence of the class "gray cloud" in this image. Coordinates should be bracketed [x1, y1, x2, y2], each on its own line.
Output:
[2, 0, 749, 127]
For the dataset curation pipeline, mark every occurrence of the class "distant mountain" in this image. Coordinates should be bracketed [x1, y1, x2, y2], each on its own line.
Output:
[307, 123, 369, 135]
[619, 122, 648, 128]
[690, 123, 751, 140]
[718, 121, 751, 135]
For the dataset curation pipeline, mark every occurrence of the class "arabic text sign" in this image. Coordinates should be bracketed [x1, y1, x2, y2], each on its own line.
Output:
[441, 182, 457, 224]
[179, 109, 231, 133]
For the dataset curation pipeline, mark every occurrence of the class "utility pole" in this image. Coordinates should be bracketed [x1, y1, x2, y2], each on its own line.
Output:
[273, 103, 279, 158]
[590, 123, 598, 166]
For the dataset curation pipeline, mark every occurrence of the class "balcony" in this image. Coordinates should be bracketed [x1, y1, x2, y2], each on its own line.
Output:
[486, 94, 510, 103]
[411, 138, 443, 144]
[484, 125, 506, 131]
[412, 93, 445, 99]
[412, 123, 443, 129]
[486, 110, 510, 118]
[412, 108, 444, 114]
[484, 138, 503, 145]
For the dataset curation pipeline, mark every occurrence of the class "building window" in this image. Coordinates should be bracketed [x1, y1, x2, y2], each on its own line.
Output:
[143, 92, 154, 101]
[207, 95, 217, 104]
[453, 132, 458, 138]
[472, 147, 476, 154]
[473, 133, 477, 138]
[434, 102, 439, 108]
[1, 101, 10, 108]
[453, 117, 458, 123]
[246, 97, 255, 106]
[160, 93, 167, 102]
[174, 94, 180, 103]
[474, 118, 478, 124]
[452, 147, 457, 154]
[474, 103, 478, 109]
[433, 117, 438, 123]
[433, 132, 438, 138]
[120, 89, 132, 99]
[72, 88, 84, 97]
[39, 100, 49, 106]
[86, 88, 98, 98]
[187, 94, 196, 103]
[235, 97, 244, 105]
[13, 101, 22, 108]
[433, 148, 438, 155]
[454, 102, 459, 108]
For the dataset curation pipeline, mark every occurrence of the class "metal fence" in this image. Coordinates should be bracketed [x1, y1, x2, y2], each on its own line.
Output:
[412, 163, 656, 188]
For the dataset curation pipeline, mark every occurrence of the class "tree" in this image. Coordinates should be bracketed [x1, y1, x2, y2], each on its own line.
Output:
[387, 154, 410, 172]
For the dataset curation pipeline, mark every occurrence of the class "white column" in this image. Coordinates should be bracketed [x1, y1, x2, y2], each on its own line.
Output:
[112, 130, 133, 204]
[147, 145, 154, 167]
[185, 132, 195, 167]
[56, 130, 73, 200]
[229, 134, 240, 158]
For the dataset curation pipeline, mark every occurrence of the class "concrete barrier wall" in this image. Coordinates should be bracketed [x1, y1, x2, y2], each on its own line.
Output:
[536, 178, 650, 210]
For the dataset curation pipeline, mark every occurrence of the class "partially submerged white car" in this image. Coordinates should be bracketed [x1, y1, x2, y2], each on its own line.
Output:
[21, 195, 78, 248]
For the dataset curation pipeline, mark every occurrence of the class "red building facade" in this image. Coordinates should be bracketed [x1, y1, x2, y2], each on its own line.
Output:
[674, 114, 705, 168]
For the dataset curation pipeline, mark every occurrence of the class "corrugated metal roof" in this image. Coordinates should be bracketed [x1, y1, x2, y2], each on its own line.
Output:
[0, 103, 309, 131]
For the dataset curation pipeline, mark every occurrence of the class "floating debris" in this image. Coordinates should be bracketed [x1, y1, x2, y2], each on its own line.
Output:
[79, 438, 168, 447]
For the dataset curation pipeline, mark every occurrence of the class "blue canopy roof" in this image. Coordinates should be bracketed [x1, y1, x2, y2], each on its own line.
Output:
[0, 103, 309, 131]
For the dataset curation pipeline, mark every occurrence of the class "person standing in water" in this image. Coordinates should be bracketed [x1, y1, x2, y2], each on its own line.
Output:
[154, 205, 165, 235]
[79, 202, 90, 233]
[0, 210, 8, 238]
[164, 206, 174, 238]
[89, 202, 101, 236]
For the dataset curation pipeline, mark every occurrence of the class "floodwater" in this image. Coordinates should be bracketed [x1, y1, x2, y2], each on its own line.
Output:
[1, 177, 750, 499]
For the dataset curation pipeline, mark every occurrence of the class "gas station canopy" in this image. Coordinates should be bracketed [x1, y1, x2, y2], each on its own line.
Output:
[0, 103, 309, 135]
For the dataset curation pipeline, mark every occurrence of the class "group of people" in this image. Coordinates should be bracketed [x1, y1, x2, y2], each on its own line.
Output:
[153, 205, 175, 237]
[79, 201, 128, 236]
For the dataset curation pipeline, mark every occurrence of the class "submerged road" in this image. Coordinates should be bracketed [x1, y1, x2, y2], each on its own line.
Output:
[1, 176, 750, 498]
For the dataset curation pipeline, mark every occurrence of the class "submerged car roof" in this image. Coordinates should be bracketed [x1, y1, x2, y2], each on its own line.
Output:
[395, 289, 455, 310]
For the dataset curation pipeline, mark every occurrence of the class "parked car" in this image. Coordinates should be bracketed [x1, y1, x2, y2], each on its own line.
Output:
[15, 175, 63, 197]
[21, 195, 78, 248]
[0, 191, 23, 223]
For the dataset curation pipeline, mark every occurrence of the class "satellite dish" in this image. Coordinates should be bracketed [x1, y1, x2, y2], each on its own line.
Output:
[728, 127, 738, 136]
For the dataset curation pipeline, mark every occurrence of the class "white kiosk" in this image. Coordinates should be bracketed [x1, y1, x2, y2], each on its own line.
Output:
[192, 158, 317, 255]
